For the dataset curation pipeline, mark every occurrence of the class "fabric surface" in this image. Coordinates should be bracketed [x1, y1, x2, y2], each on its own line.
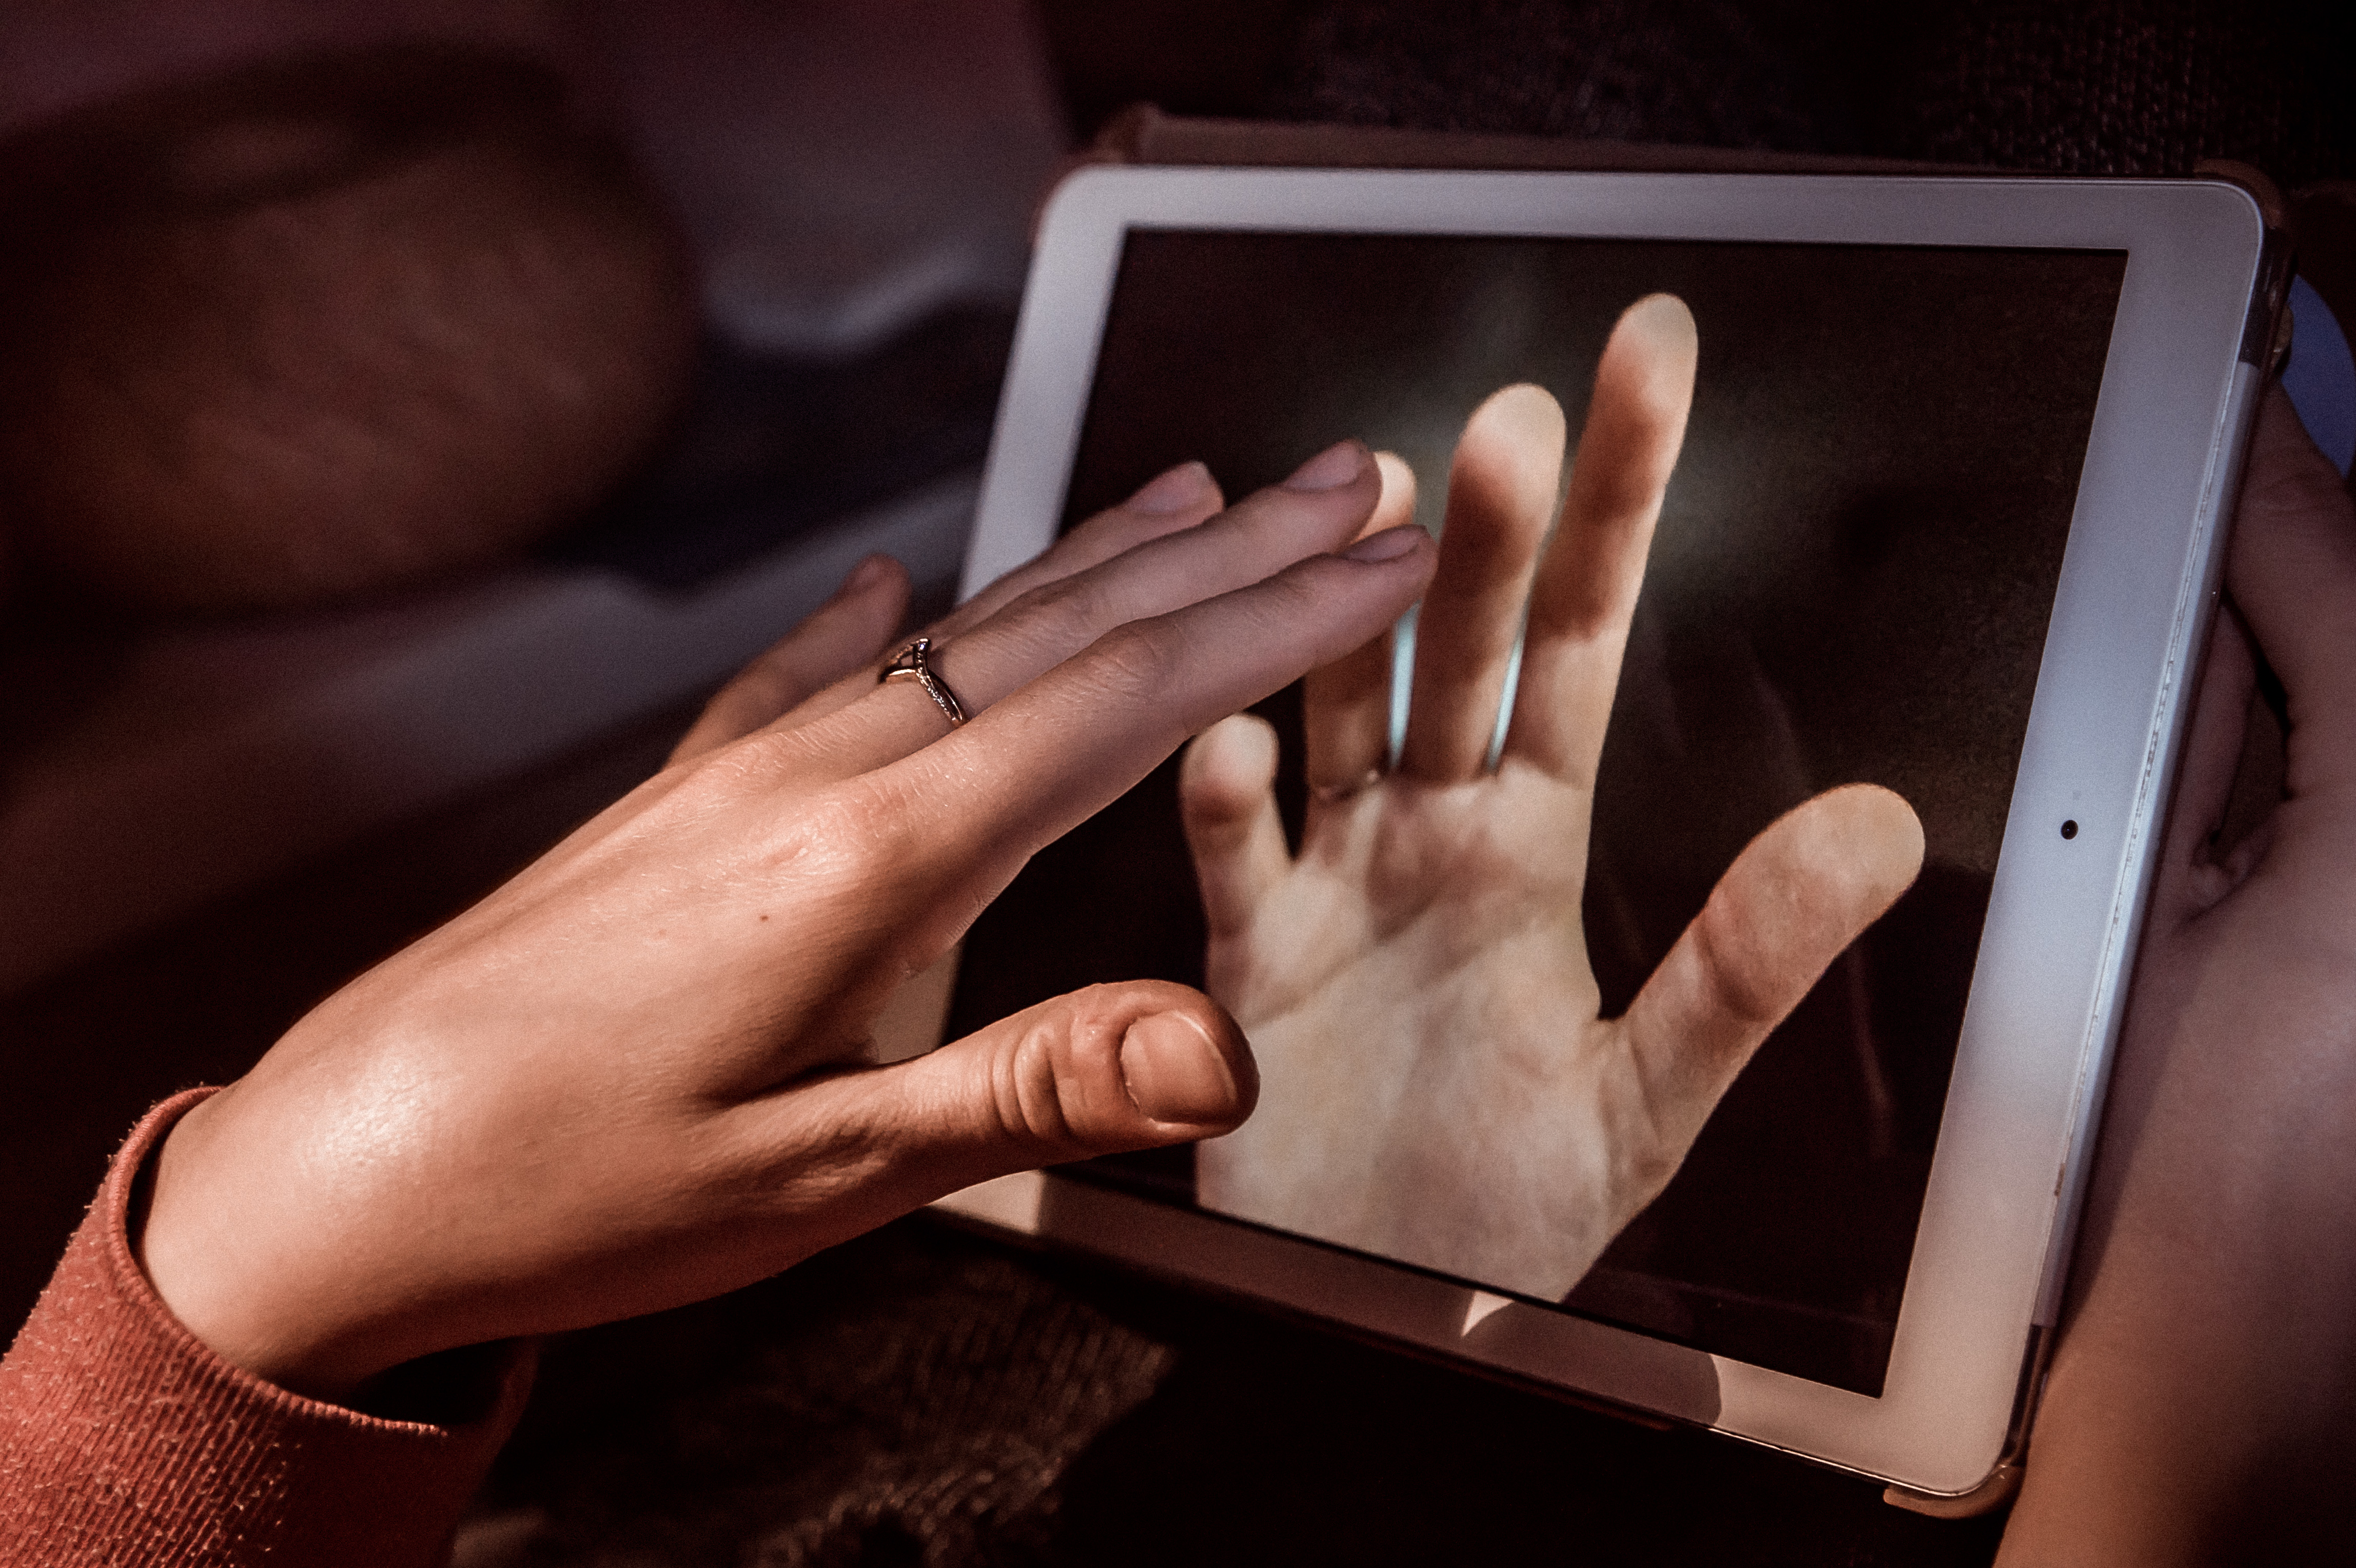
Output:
[0, 1090, 535, 1567]
[1901, 0, 2354, 181]
[1272, 0, 2355, 184]
[1273, 0, 1834, 152]
[461, 1230, 1174, 1568]
[454, 1218, 2014, 1568]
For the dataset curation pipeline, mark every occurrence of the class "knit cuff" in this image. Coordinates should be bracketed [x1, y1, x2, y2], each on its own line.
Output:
[1, 1089, 536, 1566]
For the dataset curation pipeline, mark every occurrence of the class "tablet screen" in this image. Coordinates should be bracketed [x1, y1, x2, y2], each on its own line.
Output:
[947, 230, 2126, 1397]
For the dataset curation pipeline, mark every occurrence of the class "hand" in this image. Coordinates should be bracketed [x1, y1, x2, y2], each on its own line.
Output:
[1998, 389, 2356, 1563]
[1184, 296, 1924, 1300]
[136, 442, 1437, 1401]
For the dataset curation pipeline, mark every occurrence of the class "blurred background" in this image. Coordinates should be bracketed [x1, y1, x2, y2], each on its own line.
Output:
[1, 4, 2349, 1564]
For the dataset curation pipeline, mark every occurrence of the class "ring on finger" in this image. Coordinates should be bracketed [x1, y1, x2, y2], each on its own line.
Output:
[879, 637, 968, 727]
[1311, 768, 1383, 805]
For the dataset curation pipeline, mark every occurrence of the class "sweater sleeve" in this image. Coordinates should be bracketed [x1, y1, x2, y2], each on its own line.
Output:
[0, 1089, 536, 1567]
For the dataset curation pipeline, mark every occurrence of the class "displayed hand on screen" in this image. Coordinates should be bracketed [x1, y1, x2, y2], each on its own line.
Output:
[1184, 295, 1926, 1300]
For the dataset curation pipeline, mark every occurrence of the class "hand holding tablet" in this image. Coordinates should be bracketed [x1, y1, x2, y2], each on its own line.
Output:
[111, 161, 2285, 1507]
[1999, 390, 2356, 1560]
[11, 133, 2328, 1557]
[1183, 296, 1923, 1299]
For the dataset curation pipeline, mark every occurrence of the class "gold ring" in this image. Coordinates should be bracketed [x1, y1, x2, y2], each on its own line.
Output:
[879, 637, 967, 726]
[1310, 768, 1383, 805]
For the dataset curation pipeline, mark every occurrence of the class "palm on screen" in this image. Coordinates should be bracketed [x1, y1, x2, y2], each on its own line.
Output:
[1184, 295, 1925, 1300]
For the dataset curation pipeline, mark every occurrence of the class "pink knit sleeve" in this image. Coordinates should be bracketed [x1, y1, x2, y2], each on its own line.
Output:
[0, 1089, 536, 1566]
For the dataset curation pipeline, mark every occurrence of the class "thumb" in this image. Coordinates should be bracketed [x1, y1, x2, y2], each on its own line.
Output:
[795, 980, 1259, 1210]
[1621, 783, 1923, 1155]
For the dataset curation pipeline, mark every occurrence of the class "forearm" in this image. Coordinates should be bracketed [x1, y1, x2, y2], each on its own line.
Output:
[0, 1091, 534, 1567]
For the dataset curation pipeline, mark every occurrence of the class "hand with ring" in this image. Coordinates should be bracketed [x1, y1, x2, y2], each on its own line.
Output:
[136, 440, 1434, 1403]
[1184, 295, 1927, 1300]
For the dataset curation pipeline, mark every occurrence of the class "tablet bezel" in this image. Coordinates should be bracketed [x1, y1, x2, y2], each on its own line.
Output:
[940, 167, 2270, 1496]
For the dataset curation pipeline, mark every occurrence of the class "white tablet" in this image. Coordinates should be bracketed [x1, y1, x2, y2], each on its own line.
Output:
[928, 166, 2278, 1503]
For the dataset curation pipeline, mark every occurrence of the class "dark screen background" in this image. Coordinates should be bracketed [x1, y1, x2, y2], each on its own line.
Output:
[948, 231, 2125, 1395]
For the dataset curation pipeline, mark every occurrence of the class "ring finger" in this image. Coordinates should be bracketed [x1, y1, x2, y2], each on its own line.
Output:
[1303, 450, 1418, 795]
[751, 459, 1234, 743]
[790, 440, 1387, 779]
[1398, 385, 1565, 782]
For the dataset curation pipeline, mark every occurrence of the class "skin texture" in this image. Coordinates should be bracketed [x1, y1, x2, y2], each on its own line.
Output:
[1996, 388, 2356, 1564]
[1185, 296, 1925, 1299]
[139, 443, 1438, 1401]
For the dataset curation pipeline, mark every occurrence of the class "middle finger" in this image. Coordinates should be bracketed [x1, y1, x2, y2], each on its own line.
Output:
[1398, 384, 1566, 782]
[1303, 450, 1419, 794]
[1504, 293, 1696, 786]
[783, 440, 1385, 779]
[747, 459, 1234, 743]
[941, 458, 1229, 637]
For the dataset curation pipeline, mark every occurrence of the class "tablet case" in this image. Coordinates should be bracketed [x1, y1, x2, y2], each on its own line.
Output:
[1033, 105, 2316, 1519]
[1074, 108, 2317, 384]
[1084, 102, 1954, 178]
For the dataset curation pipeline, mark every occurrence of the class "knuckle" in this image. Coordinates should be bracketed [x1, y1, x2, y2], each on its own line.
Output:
[749, 782, 921, 911]
[1602, 1038, 1685, 1199]
[824, 777, 928, 872]
[1065, 502, 1143, 552]
[1688, 892, 1784, 1027]
[992, 1007, 1093, 1153]
[1277, 558, 1385, 665]
[1083, 618, 1188, 705]
[1617, 1125, 1681, 1206]
[1015, 572, 1118, 645]
[987, 984, 1164, 1157]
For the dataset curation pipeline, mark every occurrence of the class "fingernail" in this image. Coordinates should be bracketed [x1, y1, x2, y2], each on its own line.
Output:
[1120, 1012, 1239, 1125]
[1127, 460, 1213, 515]
[1284, 440, 1367, 492]
[1618, 292, 1698, 354]
[1341, 525, 1424, 563]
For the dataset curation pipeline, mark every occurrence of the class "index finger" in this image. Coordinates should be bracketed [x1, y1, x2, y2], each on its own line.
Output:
[756, 460, 1233, 739]
[944, 459, 1229, 637]
[1504, 294, 1696, 784]
[877, 527, 1438, 948]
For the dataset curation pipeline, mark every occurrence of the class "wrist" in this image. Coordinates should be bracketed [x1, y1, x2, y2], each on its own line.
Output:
[5, 1090, 538, 1564]
[135, 1085, 385, 1402]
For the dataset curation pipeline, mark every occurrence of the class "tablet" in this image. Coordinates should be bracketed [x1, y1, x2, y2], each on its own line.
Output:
[926, 167, 2278, 1502]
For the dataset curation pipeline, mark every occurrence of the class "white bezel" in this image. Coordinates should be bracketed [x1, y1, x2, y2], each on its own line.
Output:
[940, 167, 2269, 1497]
